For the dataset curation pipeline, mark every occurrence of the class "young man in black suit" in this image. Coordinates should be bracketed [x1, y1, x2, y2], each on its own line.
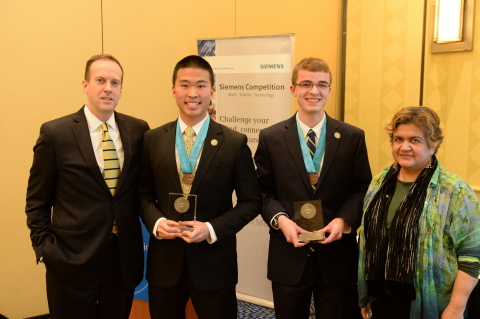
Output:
[26, 54, 149, 318]
[254, 57, 371, 319]
[138, 55, 261, 319]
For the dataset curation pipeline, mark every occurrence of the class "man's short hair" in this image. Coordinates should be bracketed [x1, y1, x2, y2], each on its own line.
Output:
[84, 54, 124, 83]
[291, 57, 332, 85]
[172, 55, 215, 86]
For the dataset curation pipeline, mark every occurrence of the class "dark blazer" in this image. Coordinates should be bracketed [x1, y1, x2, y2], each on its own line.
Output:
[254, 113, 371, 286]
[26, 107, 149, 289]
[139, 119, 261, 291]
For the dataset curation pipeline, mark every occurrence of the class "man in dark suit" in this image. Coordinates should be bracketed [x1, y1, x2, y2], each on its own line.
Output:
[254, 57, 371, 319]
[25, 54, 149, 319]
[138, 55, 261, 319]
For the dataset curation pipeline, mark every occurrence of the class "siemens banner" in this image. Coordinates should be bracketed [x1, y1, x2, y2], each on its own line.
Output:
[198, 34, 294, 308]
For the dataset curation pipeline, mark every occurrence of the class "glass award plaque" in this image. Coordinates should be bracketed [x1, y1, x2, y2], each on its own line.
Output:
[294, 199, 325, 242]
[168, 193, 197, 232]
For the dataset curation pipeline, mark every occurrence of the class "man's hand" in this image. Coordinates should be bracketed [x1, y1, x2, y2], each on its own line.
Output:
[156, 219, 182, 239]
[179, 221, 210, 243]
[278, 215, 310, 248]
[319, 218, 349, 244]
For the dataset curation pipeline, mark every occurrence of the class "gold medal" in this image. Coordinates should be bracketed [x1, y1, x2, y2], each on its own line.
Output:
[174, 197, 190, 213]
[300, 203, 316, 219]
[182, 173, 194, 185]
[308, 173, 318, 185]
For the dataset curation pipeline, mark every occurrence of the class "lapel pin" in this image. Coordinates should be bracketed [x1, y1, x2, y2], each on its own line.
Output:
[334, 132, 341, 139]
[211, 139, 218, 146]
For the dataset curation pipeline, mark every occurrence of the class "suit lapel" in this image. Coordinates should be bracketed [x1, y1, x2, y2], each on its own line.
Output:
[284, 115, 311, 192]
[115, 112, 131, 194]
[71, 109, 111, 195]
[316, 113, 339, 190]
[190, 120, 222, 194]
[163, 122, 183, 193]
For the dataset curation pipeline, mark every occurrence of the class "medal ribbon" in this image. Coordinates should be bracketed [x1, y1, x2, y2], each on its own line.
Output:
[296, 115, 327, 174]
[176, 116, 210, 173]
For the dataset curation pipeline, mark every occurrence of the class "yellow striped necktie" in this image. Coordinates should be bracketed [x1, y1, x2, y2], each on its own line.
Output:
[101, 123, 120, 233]
[102, 123, 121, 195]
[180, 127, 196, 195]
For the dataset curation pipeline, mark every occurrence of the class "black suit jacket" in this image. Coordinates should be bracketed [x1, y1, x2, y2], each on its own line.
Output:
[139, 119, 261, 291]
[26, 107, 149, 289]
[254, 113, 371, 286]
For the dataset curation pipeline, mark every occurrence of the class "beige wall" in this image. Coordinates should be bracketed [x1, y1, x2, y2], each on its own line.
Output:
[422, 0, 480, 191]
[1, 1, 101, 317]
[345, 0, 480, 195]
[345, 0, 424, 175]
[0, 1, 341, 318]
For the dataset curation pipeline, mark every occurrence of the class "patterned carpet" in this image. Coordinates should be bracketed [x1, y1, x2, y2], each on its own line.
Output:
[237, 300, 316, 319]
[237, 300, 276, 318]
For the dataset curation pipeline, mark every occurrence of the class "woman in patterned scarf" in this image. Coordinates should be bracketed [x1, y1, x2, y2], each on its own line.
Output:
[358, 106, 480, 319]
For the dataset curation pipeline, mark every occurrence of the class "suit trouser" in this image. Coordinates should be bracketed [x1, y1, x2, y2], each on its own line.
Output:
[370, 296, 411, 319]
[272, 249, 361, 319]
[148, 259, 237, 319]
[46, 235, 134, 319]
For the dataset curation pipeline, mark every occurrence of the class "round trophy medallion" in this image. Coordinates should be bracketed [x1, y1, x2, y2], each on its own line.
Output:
[300, 203, 316, 219]
[174, 197, 190, 213]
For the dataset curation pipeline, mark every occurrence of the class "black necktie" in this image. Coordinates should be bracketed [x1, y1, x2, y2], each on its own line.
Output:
[307, 129, 316, 158]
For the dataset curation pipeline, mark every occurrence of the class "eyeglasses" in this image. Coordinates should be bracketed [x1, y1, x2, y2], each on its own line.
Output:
[295, 82, 330, 90]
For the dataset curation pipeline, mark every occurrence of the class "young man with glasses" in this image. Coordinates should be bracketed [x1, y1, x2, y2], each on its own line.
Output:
[254, 57, 371, 319]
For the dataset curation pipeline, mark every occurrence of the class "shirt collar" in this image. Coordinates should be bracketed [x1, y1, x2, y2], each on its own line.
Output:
[296, 111, 325, 138]
[178, 114, 209, 135]
[84, 105, 117, 133]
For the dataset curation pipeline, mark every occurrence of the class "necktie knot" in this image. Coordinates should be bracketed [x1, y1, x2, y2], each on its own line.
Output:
[184, 127, 195, 138]
[101, 122, 109, 134]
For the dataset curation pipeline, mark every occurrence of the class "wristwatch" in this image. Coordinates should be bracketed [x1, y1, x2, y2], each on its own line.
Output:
[272, 213, 288, 228]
